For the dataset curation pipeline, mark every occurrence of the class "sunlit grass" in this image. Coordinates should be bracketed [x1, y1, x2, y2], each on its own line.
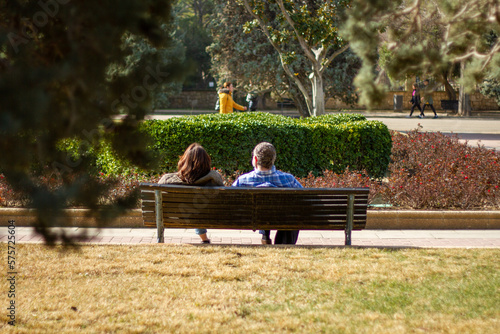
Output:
[1, 244, 499, 333]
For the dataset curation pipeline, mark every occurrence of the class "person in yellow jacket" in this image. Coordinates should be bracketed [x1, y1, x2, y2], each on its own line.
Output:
[219, 82, 247, 114]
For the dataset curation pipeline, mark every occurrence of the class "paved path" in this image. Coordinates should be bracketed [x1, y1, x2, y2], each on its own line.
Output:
[3, 227, 500, 248]
[363, 111, 500, 151]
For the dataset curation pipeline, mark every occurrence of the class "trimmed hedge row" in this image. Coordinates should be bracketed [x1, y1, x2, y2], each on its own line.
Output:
[132, 112, 392, 178]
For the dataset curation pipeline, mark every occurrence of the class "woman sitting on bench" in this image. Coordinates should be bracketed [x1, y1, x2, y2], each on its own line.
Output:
[158, 143, 224, 244]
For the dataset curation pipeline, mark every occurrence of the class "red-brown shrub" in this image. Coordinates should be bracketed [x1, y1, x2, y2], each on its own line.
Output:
[376, 129, 500, 209]
[298, 169, 377, 199]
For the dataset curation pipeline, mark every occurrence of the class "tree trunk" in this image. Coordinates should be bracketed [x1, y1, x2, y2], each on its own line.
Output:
[440, 71, 457, 100]
[284, 76, 310, 117]
[290, 91, 309, 117]
[458, 61, 471, 117]
[458, 92, 471, 116]
[256, 88, 272, 110]
[310, 73, 325, 116]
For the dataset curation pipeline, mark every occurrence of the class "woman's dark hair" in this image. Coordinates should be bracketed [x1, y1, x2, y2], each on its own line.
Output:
[177, 143, 211, 184]
[223, 82, 232, 88]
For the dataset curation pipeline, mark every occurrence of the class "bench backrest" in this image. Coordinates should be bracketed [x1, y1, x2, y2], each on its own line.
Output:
[140, 183, 369, 231]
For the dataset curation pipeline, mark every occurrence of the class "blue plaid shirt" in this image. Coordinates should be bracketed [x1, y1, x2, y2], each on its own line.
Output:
[232, 166, 303, 188]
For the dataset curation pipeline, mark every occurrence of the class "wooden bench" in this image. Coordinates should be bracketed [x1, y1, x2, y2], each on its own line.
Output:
[139, 183, 370, 246]
[440, 99, 459, 112]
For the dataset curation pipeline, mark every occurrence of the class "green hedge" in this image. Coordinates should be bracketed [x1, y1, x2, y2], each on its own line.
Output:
[132, 112, 392, 178]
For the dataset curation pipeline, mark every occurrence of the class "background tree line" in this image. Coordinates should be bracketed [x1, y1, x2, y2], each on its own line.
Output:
[141, 0, 500, 116]
[171, 0, 500, 116]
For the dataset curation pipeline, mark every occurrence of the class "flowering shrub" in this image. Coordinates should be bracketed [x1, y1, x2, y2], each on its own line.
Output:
[0, 173, 62, 207]
[100, 173, 161, 207]
[376, 129, 500, 209]
[0, 172, 161, 208]
[294, 129, 499, 210]
[1, 128, 499, 210]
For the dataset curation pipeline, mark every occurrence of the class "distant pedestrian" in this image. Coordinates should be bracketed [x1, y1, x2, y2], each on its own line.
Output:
[422, 79, 438, 118]
[219, 82, 247, 114]
[246, 91, 258, 111]
[408, 83, 423, 118]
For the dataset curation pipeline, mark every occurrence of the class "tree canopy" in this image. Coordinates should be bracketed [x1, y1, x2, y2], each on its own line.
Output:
[174, 0, 215, 89]
[239, 0, 353, 116]
[344, 0, 500, 109]
[108, 26, 186, 109]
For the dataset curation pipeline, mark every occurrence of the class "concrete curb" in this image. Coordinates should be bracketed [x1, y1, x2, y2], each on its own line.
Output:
[367, 210, 500, 229]
[1, 208, 499, 229]
[0, 208, 142, 228]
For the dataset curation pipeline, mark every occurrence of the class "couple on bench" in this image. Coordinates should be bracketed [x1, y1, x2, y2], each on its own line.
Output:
[159, 142, 302, 245]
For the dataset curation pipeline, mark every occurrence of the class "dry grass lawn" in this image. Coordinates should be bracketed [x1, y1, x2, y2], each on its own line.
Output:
[1, 244, 499, 333]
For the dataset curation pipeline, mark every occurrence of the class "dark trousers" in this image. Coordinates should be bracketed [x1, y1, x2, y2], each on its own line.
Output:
[261, 230, 300, 244]
[409, 103, 422, 116]
[422, 103, 437, 115]
[248, 99, 258, 111]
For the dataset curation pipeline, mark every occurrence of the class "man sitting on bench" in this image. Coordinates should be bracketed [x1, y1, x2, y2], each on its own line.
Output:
[232, 142, 303, 245]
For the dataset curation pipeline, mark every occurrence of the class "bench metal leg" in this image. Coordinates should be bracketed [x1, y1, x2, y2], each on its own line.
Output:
[155, 190, 164, 243]
[345, 194, 354, 246]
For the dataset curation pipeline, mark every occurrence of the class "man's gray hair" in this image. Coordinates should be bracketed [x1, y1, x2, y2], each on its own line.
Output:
[253, 142, 276, 169]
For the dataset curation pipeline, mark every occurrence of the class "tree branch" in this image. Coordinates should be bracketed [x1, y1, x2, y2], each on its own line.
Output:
[379, 0, 422, 21]
[275, 0, 318, 64]
[241, 0, 285, 54]
[276, 1, 348, 78]
[321, 44, 349, 73]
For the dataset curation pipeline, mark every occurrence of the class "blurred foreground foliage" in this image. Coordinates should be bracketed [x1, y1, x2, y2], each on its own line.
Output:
[0, 0, 185, 244]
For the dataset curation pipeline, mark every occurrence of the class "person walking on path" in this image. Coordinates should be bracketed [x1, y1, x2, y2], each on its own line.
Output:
[408, 83, 423, 118]
[421, 79, 438, 118]
[158, 143, 224, 244]
[219, 82, 247, 114]
[232, 142, 303, 245]
[246, 90, 259, 111]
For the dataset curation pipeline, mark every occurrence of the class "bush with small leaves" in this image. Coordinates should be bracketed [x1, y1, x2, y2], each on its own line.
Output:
[376, 129, 500, 209]
[298, 168, 377, 201]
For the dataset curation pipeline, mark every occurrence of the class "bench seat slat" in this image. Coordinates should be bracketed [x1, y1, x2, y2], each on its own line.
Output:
[158, 192, 366, 198]
[145, 200, 369, 208]
[142, 221, 366, 230]
[142, 209, 367, 219]
[143, 218, 366, 226]
[142, 195, 368, 202]
[155, 204, 367, 211]
[143, 218, 367, 225]
[143, 202, 253, 209]
[143, 212, 252, 219]
[144, 196, 367, 203]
